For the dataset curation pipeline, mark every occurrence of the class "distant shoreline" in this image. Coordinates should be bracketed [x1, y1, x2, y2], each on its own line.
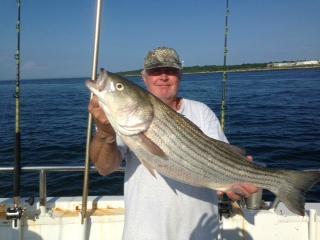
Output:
[1, 65, 319, 82]
[120, 65, 320, 77]
[184, 65, 320, 74]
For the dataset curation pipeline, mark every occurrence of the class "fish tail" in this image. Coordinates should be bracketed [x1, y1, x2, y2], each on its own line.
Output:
[277, 170, 320, 216]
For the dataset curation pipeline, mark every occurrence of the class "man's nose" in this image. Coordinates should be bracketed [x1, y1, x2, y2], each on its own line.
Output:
[159, 72, 169, 80]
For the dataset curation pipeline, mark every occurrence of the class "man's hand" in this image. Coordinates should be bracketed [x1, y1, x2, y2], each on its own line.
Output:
[88, 95, 116, 142]
[218, 155, 260, 201]
[88, 95, 121, 176]
[224, 182, 259, 201]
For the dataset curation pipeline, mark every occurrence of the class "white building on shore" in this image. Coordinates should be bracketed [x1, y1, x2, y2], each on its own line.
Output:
[268, 60, 320, 67]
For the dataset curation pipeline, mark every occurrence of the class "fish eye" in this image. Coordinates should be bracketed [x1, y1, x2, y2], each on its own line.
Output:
[116, 83, 124, 91]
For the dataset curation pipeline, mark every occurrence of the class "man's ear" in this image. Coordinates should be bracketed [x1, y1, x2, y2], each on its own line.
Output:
[142, 71, 148, 86]
[142, 75, 147, 85]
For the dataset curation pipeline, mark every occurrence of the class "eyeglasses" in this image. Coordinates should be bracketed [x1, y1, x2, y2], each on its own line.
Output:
[146, 67, 180, 76]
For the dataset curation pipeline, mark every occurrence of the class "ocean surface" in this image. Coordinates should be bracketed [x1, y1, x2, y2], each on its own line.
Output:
[0, 68, 319, 202]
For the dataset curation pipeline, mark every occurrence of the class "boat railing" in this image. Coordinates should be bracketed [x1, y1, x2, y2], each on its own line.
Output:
[0, 165, 280, 216]
[0, 165, 125, 212]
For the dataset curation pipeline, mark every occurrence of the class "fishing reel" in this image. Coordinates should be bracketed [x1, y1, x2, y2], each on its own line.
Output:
[218, 195, 233, 221]
[6, 206, 25, 228]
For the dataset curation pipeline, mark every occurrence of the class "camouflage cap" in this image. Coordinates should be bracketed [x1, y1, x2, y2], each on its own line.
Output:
[144, 47, 183, 70]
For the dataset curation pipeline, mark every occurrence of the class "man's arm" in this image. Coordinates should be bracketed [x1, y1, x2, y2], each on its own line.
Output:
[89, 96, 122, 176]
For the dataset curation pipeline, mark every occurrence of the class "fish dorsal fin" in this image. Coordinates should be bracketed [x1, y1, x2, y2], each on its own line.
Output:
[216, 140, 246, 156]
[138, 133, 168, 159]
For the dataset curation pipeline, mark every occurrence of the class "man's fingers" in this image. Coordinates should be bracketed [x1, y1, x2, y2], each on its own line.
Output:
[89, 101, 113, 132]
[94, 110, 109, 126]
[241, 183, 259, 194]
[91, 95, 99, 106]
[217, 191, 223, 197]
[230, 185, 251, 198]
[246, 155, 253, 162]
[223, 182, 259, 201]
[88, 97, 99, 113]
[89, 104, 102, 119]
[225, 191, 242, 201]
[89, 97, 109, 124]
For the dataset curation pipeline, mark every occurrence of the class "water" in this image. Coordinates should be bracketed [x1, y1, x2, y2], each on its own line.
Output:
[0, 68, 319, 202]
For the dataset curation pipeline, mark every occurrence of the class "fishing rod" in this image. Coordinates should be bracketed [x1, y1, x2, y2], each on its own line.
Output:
[220, 0, 229, 131]
[218, 0, 233, 221]
[81, 0, 103, 225]
[218, 0, 264, 218]
[6, 0, 24, 228]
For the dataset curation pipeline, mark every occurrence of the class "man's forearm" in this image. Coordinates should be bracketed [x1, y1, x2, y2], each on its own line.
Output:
[90, 134, 122, 176]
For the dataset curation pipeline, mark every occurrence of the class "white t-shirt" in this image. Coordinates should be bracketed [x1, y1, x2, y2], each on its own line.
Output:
[118, 98, 228, 240]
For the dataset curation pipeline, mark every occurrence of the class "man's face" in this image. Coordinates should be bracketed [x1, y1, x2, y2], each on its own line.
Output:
[143, 67, 181, 102]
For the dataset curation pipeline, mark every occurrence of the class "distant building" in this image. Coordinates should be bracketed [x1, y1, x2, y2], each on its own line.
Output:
[267, 60, 320, 68]
[295, 60, 319, 66]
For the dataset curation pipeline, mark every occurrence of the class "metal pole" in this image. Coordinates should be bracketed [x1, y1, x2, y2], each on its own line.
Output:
[220, 0, 230, 131]
[39, 170, 47, 216]
[81, 0, 103, 225]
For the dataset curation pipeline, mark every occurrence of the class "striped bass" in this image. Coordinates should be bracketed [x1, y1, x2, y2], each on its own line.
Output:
[86, 69, 320, 216]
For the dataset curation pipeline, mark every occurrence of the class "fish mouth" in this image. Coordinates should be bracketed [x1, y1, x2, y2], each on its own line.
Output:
[85, 79, 99, 96]
[85, 69, 108, 93]
[85, 79, 96, 89]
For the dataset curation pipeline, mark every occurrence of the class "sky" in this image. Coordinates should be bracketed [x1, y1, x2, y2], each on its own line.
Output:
[0, 0, 319, 80]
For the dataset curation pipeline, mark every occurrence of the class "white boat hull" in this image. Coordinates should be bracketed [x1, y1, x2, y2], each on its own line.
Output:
[1, 196, 319, 240]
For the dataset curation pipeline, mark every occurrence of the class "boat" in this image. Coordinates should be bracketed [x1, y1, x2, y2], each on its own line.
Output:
[1, 0, 319, 239]
[0, 169, 319, 239]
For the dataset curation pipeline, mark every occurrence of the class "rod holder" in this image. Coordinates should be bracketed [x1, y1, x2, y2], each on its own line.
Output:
[39, 169, 47, 215]
[245, 188, 263, 210]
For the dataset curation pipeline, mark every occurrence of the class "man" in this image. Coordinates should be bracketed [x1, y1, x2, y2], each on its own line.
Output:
[89, 47, 257, 239]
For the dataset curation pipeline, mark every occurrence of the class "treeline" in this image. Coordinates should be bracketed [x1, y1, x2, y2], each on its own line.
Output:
[117, 63, 269, 76]
[182, 63, 268, 73]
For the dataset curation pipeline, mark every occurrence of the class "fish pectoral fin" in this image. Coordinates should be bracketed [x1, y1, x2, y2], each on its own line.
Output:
[138, 133, 168, 159]
[141, 159, 157, 178]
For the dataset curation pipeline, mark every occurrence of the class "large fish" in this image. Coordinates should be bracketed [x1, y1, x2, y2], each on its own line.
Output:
[86, 69, 320, 216]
